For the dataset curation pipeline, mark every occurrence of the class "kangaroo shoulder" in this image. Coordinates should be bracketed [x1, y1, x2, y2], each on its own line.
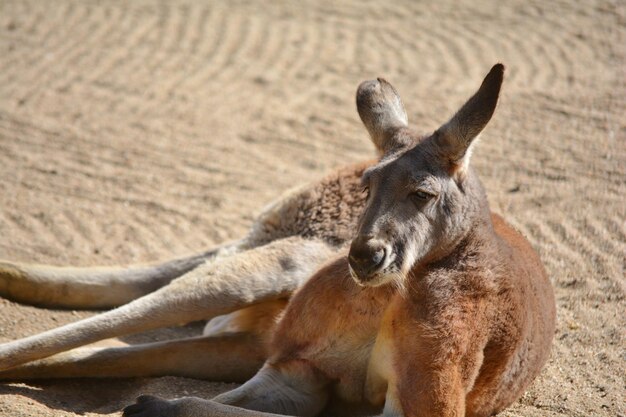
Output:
[249, 161, 375, 246]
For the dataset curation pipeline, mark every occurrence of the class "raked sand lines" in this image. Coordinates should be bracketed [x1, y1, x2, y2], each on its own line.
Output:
[0, 0, 624, 416]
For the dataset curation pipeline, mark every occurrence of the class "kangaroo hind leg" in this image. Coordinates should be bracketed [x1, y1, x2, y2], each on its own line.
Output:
[0, 299, 288, 382]
[0, 332, 267, 383]
[0, 236, 334, 371]
[124, 361, 330, 417]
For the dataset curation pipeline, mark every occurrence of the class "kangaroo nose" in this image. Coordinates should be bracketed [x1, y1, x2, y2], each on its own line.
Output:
[348, 236, 386, 281]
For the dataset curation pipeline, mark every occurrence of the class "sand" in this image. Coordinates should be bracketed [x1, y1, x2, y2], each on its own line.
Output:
[0, 0, 624, 416]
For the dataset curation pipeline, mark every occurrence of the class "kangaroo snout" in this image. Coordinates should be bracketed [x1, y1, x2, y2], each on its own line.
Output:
[348, 236, 387, 283]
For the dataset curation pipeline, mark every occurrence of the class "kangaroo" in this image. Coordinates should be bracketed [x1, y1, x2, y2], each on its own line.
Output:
[0, 64, 555, 417]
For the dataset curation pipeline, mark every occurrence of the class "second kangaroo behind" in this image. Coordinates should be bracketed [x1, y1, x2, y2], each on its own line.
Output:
[0, 64, 556, 417]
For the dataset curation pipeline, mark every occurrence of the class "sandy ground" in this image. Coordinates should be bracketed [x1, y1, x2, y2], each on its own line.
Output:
[0, 0, 624, 416]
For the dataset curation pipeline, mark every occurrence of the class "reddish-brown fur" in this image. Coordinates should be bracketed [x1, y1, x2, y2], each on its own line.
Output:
[266, 212, 555, 416]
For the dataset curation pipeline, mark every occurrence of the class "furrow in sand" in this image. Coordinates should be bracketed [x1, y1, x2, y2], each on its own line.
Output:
[131, 210, 197, 256]
[188, 15, 294, 116]
[522, 217, 588, 276]
[579, 216, 626, 260]
[192, 9, 250, 88]
[166, 3, 192, 52]
[111, 194, 196, 220]
[111, 218, 158, 260]
[545, 218, 614, 277]
[245, 12, 284, 76]
[359, 27, 389, 77]
[352, 21, 368, 75]
[3, 210, 60, 251]
[62, 208, 98, 245]
[371, 27, 396, 77]
[102, 15, 162, 94]
[0, 118, 70, 155]
[0, 138, 26, 166]
[425, 22, 475, 82]
[63, 5, 136, 84]
[126, 210, 179, 256]
[139, 2, 172, 74]
[528, 4, 587, 88]
[598, 215, 626, 246]
[541, 2, 613, 66]
[413, 27, 449, 91]
[87, 5, 158, 96]
[188, 4, 212, 56]
[458, 6, 557, 92]
[0, 242, 42, 260]
[291, 14, 330, 81]
[105, 35, 166, 98]
[469, 21, 545, 93]
[0, 112, 210, 176]
[508, 7, 595, 91]
[377, 24, 428, 82]
[0, 211, 33, 240]
[236, 14, 272, 79]
[0, 3, 46, 75]
[31, 210, 82, 251]
[8, 3, 102, 103]
[525, 29, 561, 91]
[281, 17, 316, 81]
[0, 136, 125, 186]
[0, 2, 84, 97]
[184, 7, 242, 90]
[459, 23, 525, 88]
[411, 14, 475, 89]
[333, 23, 363, 79]
[0, 1, 73, 79]
[47, 4, 121, 91]
[321, 18, 363, 76]
[448, 18, 509, 83]
[150, 4, 211, 96]
[138, 3, 195, 97]
[200, 12, 257, 91]
[158, 3, 217, 95]
[175, 4, 225, 91]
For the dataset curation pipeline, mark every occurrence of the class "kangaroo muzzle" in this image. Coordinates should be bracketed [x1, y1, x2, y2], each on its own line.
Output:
[348, 236, 388, 284]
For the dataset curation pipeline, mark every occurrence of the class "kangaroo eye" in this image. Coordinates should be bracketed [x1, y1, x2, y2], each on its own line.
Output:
[409, 190, 433, 203]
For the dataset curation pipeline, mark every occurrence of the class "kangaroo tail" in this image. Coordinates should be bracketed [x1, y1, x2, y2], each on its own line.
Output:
[0, 243, 237, 309]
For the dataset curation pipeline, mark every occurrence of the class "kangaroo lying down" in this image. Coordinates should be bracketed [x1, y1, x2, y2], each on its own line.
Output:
[0, 64, 555, 417]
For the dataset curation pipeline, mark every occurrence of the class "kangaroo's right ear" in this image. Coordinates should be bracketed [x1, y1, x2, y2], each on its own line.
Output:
[434, 64, 504, 171]
[356, 78, 408, 154]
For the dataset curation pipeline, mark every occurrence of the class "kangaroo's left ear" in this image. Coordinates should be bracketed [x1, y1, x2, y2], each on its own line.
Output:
[434, 64, 504, 171]
[356, 78, 409, 154]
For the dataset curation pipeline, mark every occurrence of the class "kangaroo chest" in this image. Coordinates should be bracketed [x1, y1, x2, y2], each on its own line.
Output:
[274, 271, 397, 406]
[304, 319, 387, 404]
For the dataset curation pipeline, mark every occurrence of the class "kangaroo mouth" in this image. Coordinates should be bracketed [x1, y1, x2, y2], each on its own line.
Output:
[348, 252, 400, 287]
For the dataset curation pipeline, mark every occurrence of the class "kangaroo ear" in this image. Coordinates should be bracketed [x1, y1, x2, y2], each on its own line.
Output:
[435, 64, 504, 171]
[356, 78, 409, 154]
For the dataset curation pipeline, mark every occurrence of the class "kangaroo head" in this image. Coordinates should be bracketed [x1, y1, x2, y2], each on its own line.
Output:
[348, 64, 504, 287]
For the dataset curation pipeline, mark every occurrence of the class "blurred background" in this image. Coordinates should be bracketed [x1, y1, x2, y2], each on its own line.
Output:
[0, 0, 623, 416]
